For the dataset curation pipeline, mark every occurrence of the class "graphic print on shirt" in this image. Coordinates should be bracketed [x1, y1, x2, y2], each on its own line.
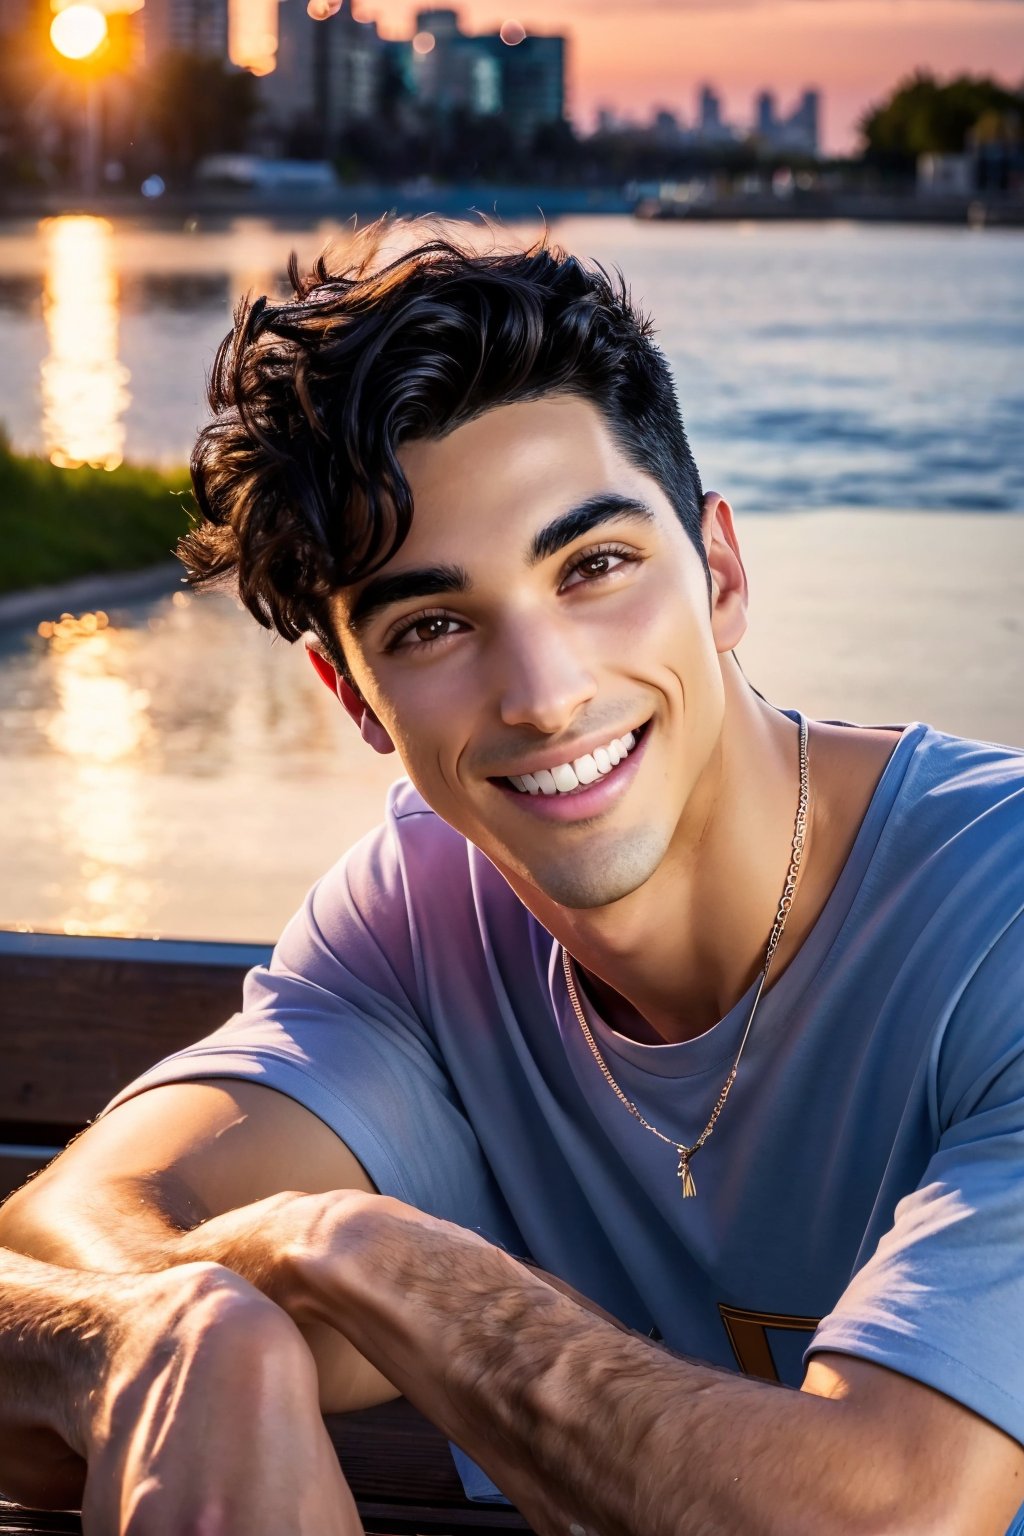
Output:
[717, 1305, 822, 1381]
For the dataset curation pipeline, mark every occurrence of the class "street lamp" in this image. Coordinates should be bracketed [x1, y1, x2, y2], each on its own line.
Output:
[50, 4, 109, 198]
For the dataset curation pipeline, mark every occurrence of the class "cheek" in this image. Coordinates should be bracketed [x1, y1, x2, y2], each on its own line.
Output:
[605, 564, 716, 675]
[373, 683, 473, 798]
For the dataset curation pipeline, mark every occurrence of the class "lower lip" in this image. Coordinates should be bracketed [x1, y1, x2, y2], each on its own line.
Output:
[492, 726, 651, 823]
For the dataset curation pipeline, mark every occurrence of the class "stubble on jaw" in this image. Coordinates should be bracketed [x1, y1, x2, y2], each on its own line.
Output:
[501, 824, 671, 912]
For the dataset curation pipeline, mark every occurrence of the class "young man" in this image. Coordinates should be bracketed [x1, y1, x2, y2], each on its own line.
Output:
[2, 226, 1023, 1535]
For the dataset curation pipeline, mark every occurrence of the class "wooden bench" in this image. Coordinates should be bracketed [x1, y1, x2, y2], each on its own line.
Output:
[0, 929, 531, 1534]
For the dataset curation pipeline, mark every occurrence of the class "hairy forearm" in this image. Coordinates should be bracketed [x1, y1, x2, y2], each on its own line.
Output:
[1, 1163, 276, 1291]
[293, 1198, 934, 1536]
[0, 1176, 397, 1415]
[0, 1249, 108, 1503]
[0, 1248, 106, 1430]
[18, 1179, 914, 1535]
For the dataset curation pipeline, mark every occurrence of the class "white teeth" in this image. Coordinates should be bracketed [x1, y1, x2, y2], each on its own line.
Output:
[507, 727, 643, 794]
[573, 754, 600, 785]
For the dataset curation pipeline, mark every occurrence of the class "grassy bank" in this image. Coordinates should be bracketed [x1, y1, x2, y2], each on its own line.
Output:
[0, 437, 192, 595]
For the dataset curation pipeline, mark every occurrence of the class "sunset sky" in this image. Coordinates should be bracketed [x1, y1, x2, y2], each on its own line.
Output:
[366, 0, 1024, 153]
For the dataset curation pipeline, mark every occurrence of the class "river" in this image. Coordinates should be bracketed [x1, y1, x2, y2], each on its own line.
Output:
[2, 215, 1022, 939]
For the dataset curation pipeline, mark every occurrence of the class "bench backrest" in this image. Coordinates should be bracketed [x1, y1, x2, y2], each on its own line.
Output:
[0, 929, 268, 1199]
[0, 929, 531, 1531]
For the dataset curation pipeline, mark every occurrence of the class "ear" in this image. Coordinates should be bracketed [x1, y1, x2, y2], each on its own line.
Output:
[701, 492, 748, 656]
[304, 645, 396, 755]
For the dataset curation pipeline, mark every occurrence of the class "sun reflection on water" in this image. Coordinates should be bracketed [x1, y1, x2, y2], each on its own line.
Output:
[39, 611, 151, 763]
[33, 608, 155, 934]
[40, 215, 131, 470]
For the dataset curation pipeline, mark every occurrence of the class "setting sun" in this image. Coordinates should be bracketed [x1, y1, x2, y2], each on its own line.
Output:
[49, 4, 108, 61]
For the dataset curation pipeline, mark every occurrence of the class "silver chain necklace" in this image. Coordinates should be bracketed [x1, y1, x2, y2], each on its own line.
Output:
[562, 715, 810, 1200]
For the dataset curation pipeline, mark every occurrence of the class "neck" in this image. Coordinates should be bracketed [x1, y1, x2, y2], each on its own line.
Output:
[524, 680, 811, 1045]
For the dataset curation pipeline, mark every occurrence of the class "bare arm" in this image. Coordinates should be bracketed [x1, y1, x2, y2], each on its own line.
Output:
[0, 1247, 361, 1534]
[0, 1078, 398, 1413]
[9, 1086, 1021, 1533]
[210, 1188, 1024, 1536]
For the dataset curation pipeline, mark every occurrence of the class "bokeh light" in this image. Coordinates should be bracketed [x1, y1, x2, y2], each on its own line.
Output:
[50, 4, 108, 61]
[500, 20, 526, 46]
[412, 30, 436, 55]
[228, 0, 277, 75]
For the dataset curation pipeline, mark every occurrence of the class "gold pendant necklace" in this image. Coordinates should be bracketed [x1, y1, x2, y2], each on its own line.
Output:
[562, 715, 810, 1200]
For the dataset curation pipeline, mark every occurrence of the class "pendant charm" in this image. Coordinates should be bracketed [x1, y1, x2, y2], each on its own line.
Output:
[677, 1150, 697, 1199]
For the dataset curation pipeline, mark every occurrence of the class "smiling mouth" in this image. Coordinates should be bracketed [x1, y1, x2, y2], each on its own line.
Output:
[492, 720, 651, 797]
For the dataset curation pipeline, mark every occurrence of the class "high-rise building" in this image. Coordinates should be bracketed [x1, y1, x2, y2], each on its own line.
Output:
[409, 9, 500, 118]
[791, 89, 819, 154]
[751, 87, 820, 156]
[258, 0, 383, 144]
[142, 0, 229, 61]
[756, 90, 776, 138]
[415, 8, 460, 41]
[698, 84, 721, 134]
[406, 10, 564, 139]
[500, 33, 564, 142]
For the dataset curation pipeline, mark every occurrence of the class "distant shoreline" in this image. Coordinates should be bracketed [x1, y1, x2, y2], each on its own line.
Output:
[0, 562, 182, 631]
[0, 185, 632, 226]
[1, 185, 1022, 228]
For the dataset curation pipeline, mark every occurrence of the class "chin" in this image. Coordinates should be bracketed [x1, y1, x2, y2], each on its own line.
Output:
[521, 829, 670, 912]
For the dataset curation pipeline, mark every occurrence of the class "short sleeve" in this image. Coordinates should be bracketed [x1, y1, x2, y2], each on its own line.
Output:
[103, 798, 522, 1254]
[807, 912, 1024, 1447]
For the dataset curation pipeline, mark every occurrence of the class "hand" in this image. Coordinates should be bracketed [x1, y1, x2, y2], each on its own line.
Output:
[76, 1262, 363, 1536]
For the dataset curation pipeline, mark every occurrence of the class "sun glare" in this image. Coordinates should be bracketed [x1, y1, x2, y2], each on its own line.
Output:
[41, 215, 130, 470]
[50, 4, 108, 61]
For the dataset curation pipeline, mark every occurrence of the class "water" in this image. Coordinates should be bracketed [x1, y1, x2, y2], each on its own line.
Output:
[0, 214, 1022, 508]
[2, 215, 1023, 940]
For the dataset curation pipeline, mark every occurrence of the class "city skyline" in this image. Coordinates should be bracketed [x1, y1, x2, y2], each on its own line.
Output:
[359, 0, 1024, 153]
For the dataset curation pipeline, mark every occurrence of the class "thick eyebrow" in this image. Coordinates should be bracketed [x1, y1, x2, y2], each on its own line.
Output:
[346, 563, 469, 635]
[345, 493, 653, 635]
[528, 493, 656, 565]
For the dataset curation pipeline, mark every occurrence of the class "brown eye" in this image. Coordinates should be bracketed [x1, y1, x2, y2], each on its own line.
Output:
[413, 616, 452, 643]
[562, 545, 635, 590]
[580, 554, 611, 577]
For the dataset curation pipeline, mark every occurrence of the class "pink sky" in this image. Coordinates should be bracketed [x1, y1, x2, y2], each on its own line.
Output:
[365, 0, 1024, 153]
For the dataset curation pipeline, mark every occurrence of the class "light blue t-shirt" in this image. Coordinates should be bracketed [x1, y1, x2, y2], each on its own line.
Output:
[111, 721, 1024, 1526]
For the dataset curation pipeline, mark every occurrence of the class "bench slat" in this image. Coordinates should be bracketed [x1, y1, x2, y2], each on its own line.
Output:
[0, 950, 257, 1129]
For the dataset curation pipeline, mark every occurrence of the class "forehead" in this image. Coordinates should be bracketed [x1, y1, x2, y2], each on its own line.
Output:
[391, 394, 666, 561]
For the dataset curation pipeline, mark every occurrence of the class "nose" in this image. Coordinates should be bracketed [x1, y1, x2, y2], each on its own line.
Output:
[495, 614, 598, 735]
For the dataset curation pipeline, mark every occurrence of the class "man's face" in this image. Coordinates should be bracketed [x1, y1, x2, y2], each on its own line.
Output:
[331, 395, 742, 913]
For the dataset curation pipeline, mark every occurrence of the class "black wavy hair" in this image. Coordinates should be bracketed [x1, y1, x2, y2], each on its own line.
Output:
[183, 220, 708, 672]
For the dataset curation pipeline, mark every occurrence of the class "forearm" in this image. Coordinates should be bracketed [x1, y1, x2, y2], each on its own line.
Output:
[0, 1176, 396, 1414]
[1, 1160, 280, 1292]
[0, 1248, 109, 1504]
[292, 1198, 935, 1536]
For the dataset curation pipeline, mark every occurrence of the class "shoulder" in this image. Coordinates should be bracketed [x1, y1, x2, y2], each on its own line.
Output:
[899, 723, 1024, 795]
[866, 729, 1024, 1090]
[884, 724, 1024, 857]
[289, 778, 533, 970]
